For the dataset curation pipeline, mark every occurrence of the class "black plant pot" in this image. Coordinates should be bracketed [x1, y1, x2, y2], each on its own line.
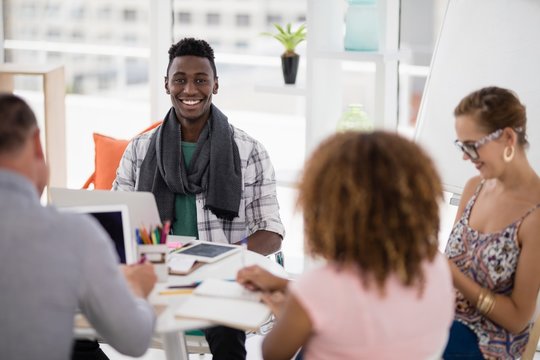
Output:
[281, 53, 300, 85]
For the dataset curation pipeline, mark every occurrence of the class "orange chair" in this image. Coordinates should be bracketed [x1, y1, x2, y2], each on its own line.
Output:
[83, 121, 162, 190]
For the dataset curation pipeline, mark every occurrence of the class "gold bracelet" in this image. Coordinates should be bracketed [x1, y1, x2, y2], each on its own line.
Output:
[476, 289, 486, 311]
[476, 288, 496, 315]
[483, 292, 496, 315]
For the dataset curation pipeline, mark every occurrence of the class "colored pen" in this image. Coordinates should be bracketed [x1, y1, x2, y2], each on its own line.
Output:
[167, 279, 234, 289]
[137, 255, 147, 264]
[135, 228, 142, 245]
[161, 220, 171, 244]
[140, 227, 151, 245]
[168, 281, 202, 289]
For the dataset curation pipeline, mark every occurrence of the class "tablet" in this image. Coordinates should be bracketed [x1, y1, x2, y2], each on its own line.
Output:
[173, 241, 241, 263]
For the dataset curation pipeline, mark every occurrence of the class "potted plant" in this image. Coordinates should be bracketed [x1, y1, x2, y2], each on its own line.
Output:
[262, 23, 307, 85]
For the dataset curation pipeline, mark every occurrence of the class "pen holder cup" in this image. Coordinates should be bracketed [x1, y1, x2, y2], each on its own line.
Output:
[138, 244, 169, 282]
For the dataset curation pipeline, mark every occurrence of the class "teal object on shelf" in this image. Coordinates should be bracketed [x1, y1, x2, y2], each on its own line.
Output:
[336, 104, 373, 132]
[344, 2, 379, 51]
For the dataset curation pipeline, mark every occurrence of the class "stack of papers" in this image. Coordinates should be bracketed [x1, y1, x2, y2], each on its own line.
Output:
[174, 279, 271, 331]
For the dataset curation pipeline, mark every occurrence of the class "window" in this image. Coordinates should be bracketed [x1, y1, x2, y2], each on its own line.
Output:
[71, 31, 84, 40]
[21, 3, 36, 17]
[98, 6, 112, 19]
[123, 9, 137, 22]
[398, 0, 446, 133]
[71, 6, 85, 19]
[234, 40, 249, 48]
[236, 14, 250, 27]
[3, 0, 151, 188]
[266, 14, 282, 25]
[45, 4, 61, 16]
[123, 34, 138, 44]
[206, 13, 220, 26]
[177, 11, 191, 24]
[47, 28, 61, 40]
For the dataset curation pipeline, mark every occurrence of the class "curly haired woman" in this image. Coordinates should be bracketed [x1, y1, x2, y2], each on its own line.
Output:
[238, 131, 454, 360]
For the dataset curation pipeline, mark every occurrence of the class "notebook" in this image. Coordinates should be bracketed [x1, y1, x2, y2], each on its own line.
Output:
[174, 278, 271, 331]
[59, 204, 134, 264]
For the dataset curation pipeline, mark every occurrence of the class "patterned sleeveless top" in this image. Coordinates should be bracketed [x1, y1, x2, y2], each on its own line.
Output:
[445, 180, 540, 359]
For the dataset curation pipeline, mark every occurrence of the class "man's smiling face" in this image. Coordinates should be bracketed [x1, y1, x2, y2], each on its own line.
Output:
[165, 55, 218, 124]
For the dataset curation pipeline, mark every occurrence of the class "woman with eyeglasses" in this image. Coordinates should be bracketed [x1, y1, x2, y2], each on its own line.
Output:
[443, 87, 540, 359]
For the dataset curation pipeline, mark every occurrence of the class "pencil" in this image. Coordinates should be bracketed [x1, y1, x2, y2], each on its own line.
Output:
[158, 289, 194, 296]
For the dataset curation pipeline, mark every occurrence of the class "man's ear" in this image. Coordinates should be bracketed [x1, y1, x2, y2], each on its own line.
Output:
[31, 128, 48, 196]
[213, 78, 219, 95]
[32, 128, 45, 160]
[164, 77, 170, 94]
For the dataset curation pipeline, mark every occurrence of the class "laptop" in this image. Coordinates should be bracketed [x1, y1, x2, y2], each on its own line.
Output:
[59, 204, 134, 264]
[49, 188, 161, 247]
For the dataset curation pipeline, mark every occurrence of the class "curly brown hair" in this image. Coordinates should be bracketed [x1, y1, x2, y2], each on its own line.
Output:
[454, 86, 528, 147]
[297, 131, 443, 292]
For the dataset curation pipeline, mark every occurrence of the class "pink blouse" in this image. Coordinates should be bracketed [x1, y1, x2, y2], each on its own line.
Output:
[290, 253, 454, 360]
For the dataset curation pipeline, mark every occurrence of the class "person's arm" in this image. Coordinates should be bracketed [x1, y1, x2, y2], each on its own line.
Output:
[248, 230, 282, 256]
[77, 218, 156, 356]
[237, 265, 289, 292]
[121, 262, 157, 298]
[449, 210, 540, 333]
[243, 142, 285, 255]
[262, 293, 312, 360]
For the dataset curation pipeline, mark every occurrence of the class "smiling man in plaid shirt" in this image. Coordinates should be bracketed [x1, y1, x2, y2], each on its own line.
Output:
[113, 37, 284, 360]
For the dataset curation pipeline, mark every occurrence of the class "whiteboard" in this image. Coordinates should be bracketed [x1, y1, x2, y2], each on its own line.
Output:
[414, 0, 540, 194]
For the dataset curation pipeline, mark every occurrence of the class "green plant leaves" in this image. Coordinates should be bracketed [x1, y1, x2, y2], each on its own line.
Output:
[261, 23, 307, 54]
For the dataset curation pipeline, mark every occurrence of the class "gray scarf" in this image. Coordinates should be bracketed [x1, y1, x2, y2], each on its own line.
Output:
[137, 105, 242, 222]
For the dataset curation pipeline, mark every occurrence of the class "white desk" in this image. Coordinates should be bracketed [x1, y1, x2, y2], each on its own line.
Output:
[76, 250, 287, 360]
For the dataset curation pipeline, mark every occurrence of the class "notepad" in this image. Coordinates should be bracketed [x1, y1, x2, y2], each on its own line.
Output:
[174, 279, 271, 331]
[194, 278, 262, 302]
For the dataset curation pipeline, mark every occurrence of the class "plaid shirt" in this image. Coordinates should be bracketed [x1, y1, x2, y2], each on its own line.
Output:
[112, 125, 285, 245]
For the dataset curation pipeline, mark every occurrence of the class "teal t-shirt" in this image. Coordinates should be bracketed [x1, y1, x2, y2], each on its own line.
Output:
[173, 142, 199, 239]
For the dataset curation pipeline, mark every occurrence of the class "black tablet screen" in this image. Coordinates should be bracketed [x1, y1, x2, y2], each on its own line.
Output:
[181, 243, 235, 258]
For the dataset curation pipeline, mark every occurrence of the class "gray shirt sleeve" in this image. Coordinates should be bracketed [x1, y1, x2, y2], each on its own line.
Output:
[75, 216, 155, 356]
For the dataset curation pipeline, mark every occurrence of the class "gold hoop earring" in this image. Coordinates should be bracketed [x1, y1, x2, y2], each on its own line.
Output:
[503, 146, 515, 162]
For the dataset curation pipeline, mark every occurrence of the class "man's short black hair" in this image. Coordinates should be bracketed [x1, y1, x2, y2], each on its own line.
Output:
[0, 93, 37, 153]
[166, 38, 217, 78]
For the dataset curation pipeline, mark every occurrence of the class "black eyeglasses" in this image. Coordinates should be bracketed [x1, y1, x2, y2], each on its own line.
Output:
[454, 129, 504, 160]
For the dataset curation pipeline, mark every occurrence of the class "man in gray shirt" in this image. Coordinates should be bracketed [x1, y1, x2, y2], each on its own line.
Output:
[0, 93, 157, 360]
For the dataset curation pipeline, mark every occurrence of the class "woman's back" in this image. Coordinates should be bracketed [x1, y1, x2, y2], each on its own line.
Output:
[290, 253, 454, 360]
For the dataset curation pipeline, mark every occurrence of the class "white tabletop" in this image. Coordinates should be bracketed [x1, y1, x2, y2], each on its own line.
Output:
[74, 249, 287, 359]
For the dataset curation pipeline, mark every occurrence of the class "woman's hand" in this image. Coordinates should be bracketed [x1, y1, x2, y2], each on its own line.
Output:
[261, 291, 287, 318]
[237, 265, 289, 292]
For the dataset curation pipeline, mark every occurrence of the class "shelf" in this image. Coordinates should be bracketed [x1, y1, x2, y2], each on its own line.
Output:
[315, 50, 403, 62]
[253, 83, 306, 97]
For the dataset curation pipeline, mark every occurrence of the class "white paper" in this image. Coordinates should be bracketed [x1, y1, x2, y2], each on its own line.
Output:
[194, 278, 261, 302]
[174, 294, 271, 331]
[168, 255, 196, 273]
